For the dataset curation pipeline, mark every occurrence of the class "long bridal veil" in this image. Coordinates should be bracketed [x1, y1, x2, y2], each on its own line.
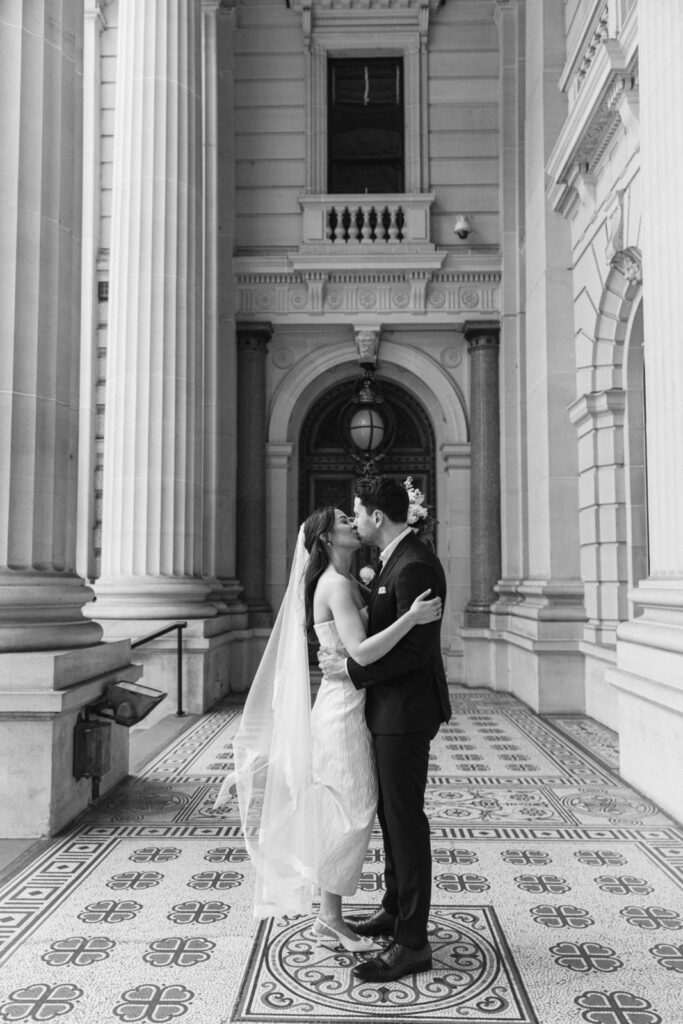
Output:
[214, 525, 317, 918]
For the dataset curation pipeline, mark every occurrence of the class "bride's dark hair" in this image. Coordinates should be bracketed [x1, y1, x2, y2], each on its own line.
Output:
[303, 506, 336, 640]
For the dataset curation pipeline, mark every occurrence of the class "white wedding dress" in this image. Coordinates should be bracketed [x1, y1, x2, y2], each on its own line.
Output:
[311, 620, 378, 896]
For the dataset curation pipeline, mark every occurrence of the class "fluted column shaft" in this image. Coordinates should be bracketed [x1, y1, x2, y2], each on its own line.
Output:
[96, 0, 212, 618]
[236, 323, 273, 628]
[464, 322, 502, 627]
[0, 1, 101, 651]
[639, 1, 683, 578]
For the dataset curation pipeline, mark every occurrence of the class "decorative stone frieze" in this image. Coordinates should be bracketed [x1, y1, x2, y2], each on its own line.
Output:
[235, 265, 501, 323]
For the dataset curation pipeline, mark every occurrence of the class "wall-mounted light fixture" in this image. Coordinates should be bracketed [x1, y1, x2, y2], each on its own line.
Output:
[454, 214, 472, 239]
[338, 366, 395, 477]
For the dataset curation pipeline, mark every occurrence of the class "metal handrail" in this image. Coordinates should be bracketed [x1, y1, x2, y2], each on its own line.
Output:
[131, 621, 188, 717]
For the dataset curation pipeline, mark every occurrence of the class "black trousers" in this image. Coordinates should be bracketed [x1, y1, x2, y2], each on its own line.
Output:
[373, 732, 432, 949]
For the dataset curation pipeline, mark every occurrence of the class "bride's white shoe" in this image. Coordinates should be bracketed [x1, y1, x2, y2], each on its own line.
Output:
[312, 918, 380, 952]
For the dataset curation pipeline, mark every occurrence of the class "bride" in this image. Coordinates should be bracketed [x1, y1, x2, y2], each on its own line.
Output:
[215, 506, 441, 952]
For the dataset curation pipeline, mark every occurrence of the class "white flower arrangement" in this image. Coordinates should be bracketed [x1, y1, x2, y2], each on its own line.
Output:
[404, 476, 437, 548]
[359, 565, 376, 585]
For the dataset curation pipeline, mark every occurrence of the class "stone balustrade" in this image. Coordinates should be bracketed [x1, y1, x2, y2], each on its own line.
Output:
[299, 193, 435, 249]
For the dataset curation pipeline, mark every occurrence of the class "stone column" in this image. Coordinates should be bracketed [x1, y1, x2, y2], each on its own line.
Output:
[236, 322, 273, 628]
[494, 0, 584, 713]
[0, 2, 138, 838]
[77, 0, 107, 583]
[94, 0, 215, 620]
[440, 443, 471, 682]
[607, 0, 683, 822]
[213, 4, 243, 620]
[0, 0, 101, 653]
[464, 323, 502, 627]
[494, 0, 527, 605]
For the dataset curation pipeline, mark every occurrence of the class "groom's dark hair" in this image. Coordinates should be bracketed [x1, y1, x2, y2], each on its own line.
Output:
[355, 476, 409, 524]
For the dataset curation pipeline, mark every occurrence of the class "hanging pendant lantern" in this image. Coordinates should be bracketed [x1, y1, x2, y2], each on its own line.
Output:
[337, 367, 395, 476]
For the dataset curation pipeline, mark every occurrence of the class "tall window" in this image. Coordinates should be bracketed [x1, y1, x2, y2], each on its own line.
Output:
[327, 57, 404, 194]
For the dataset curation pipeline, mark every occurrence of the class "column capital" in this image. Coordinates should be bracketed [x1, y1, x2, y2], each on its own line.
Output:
[463, 320, 501, 351]
[236, 321, 273, 351]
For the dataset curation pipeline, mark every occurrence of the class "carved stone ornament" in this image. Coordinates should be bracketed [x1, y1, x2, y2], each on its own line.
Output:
[610, 246, 642, 284]
[548, 57, 639, 217]
[354, 328, 380, 367]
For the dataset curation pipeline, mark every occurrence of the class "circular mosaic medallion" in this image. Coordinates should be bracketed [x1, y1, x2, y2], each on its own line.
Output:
[561, 790, 657, 824]
[460, 288, 480, 308]
[262, 911, 505, 1015]
[440, 347, 462, 368]
[272, 347, 295, 369]
[358, 289, 377, 310]
[289, 287, 307, 311]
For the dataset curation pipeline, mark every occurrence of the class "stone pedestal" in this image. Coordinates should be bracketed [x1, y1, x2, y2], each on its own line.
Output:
[0, 643, 142, 837]
[236, 323, 273, 628]
[606, 1, 683, 822]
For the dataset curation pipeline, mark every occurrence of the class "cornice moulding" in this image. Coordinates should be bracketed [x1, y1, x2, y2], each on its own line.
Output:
[290, 0, 441, 39]
[547, 47, 638, 215]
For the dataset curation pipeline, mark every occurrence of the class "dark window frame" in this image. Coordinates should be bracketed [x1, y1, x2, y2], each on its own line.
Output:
[327, 56, 405, 195]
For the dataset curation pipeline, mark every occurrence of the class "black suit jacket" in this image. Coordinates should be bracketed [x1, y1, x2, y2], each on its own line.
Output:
[347, 533, 451, 734]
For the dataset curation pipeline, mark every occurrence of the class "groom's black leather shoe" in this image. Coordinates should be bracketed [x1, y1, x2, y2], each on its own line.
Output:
[352, 940, 432, 982]
[348, 908, 397, 937]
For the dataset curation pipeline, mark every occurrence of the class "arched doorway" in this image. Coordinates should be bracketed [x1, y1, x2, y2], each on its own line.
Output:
[299, 377, 436, 527]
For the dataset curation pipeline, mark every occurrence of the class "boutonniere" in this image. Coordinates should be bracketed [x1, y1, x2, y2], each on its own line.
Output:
[359, 565, 376, 586]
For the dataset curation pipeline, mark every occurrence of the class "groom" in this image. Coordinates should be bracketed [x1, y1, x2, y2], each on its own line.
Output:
[345, 476, 450, 982]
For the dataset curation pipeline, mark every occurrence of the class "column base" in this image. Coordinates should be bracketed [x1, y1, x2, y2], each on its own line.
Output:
[90, 578, 220, 619]
[477, 579, 586, 712]
[0, 578, 103, 652]
[606, 582, 683, 822]
[443, 644, 465, 684]
[464, 601, 493, 629]
[579, 639, 617, 729]
[0, 642, 141, 837]
[245, 601, 273, 629]
[461, 626, 503, 688]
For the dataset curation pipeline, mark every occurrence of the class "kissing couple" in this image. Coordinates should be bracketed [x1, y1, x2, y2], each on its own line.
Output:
[215, 476, 451, 983]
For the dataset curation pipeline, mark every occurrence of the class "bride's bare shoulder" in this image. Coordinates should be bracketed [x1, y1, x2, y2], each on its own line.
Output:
[317, 569, 353, 596]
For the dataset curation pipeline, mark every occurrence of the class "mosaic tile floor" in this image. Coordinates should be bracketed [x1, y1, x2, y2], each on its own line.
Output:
[1, 687, 682, 1024]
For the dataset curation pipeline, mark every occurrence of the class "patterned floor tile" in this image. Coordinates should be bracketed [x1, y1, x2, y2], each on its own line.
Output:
[0, 686, 681, 1023]
[233, 906, 534, 1022]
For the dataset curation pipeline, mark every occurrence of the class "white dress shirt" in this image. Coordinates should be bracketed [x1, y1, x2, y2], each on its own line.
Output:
[378, 526, 413, 573]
